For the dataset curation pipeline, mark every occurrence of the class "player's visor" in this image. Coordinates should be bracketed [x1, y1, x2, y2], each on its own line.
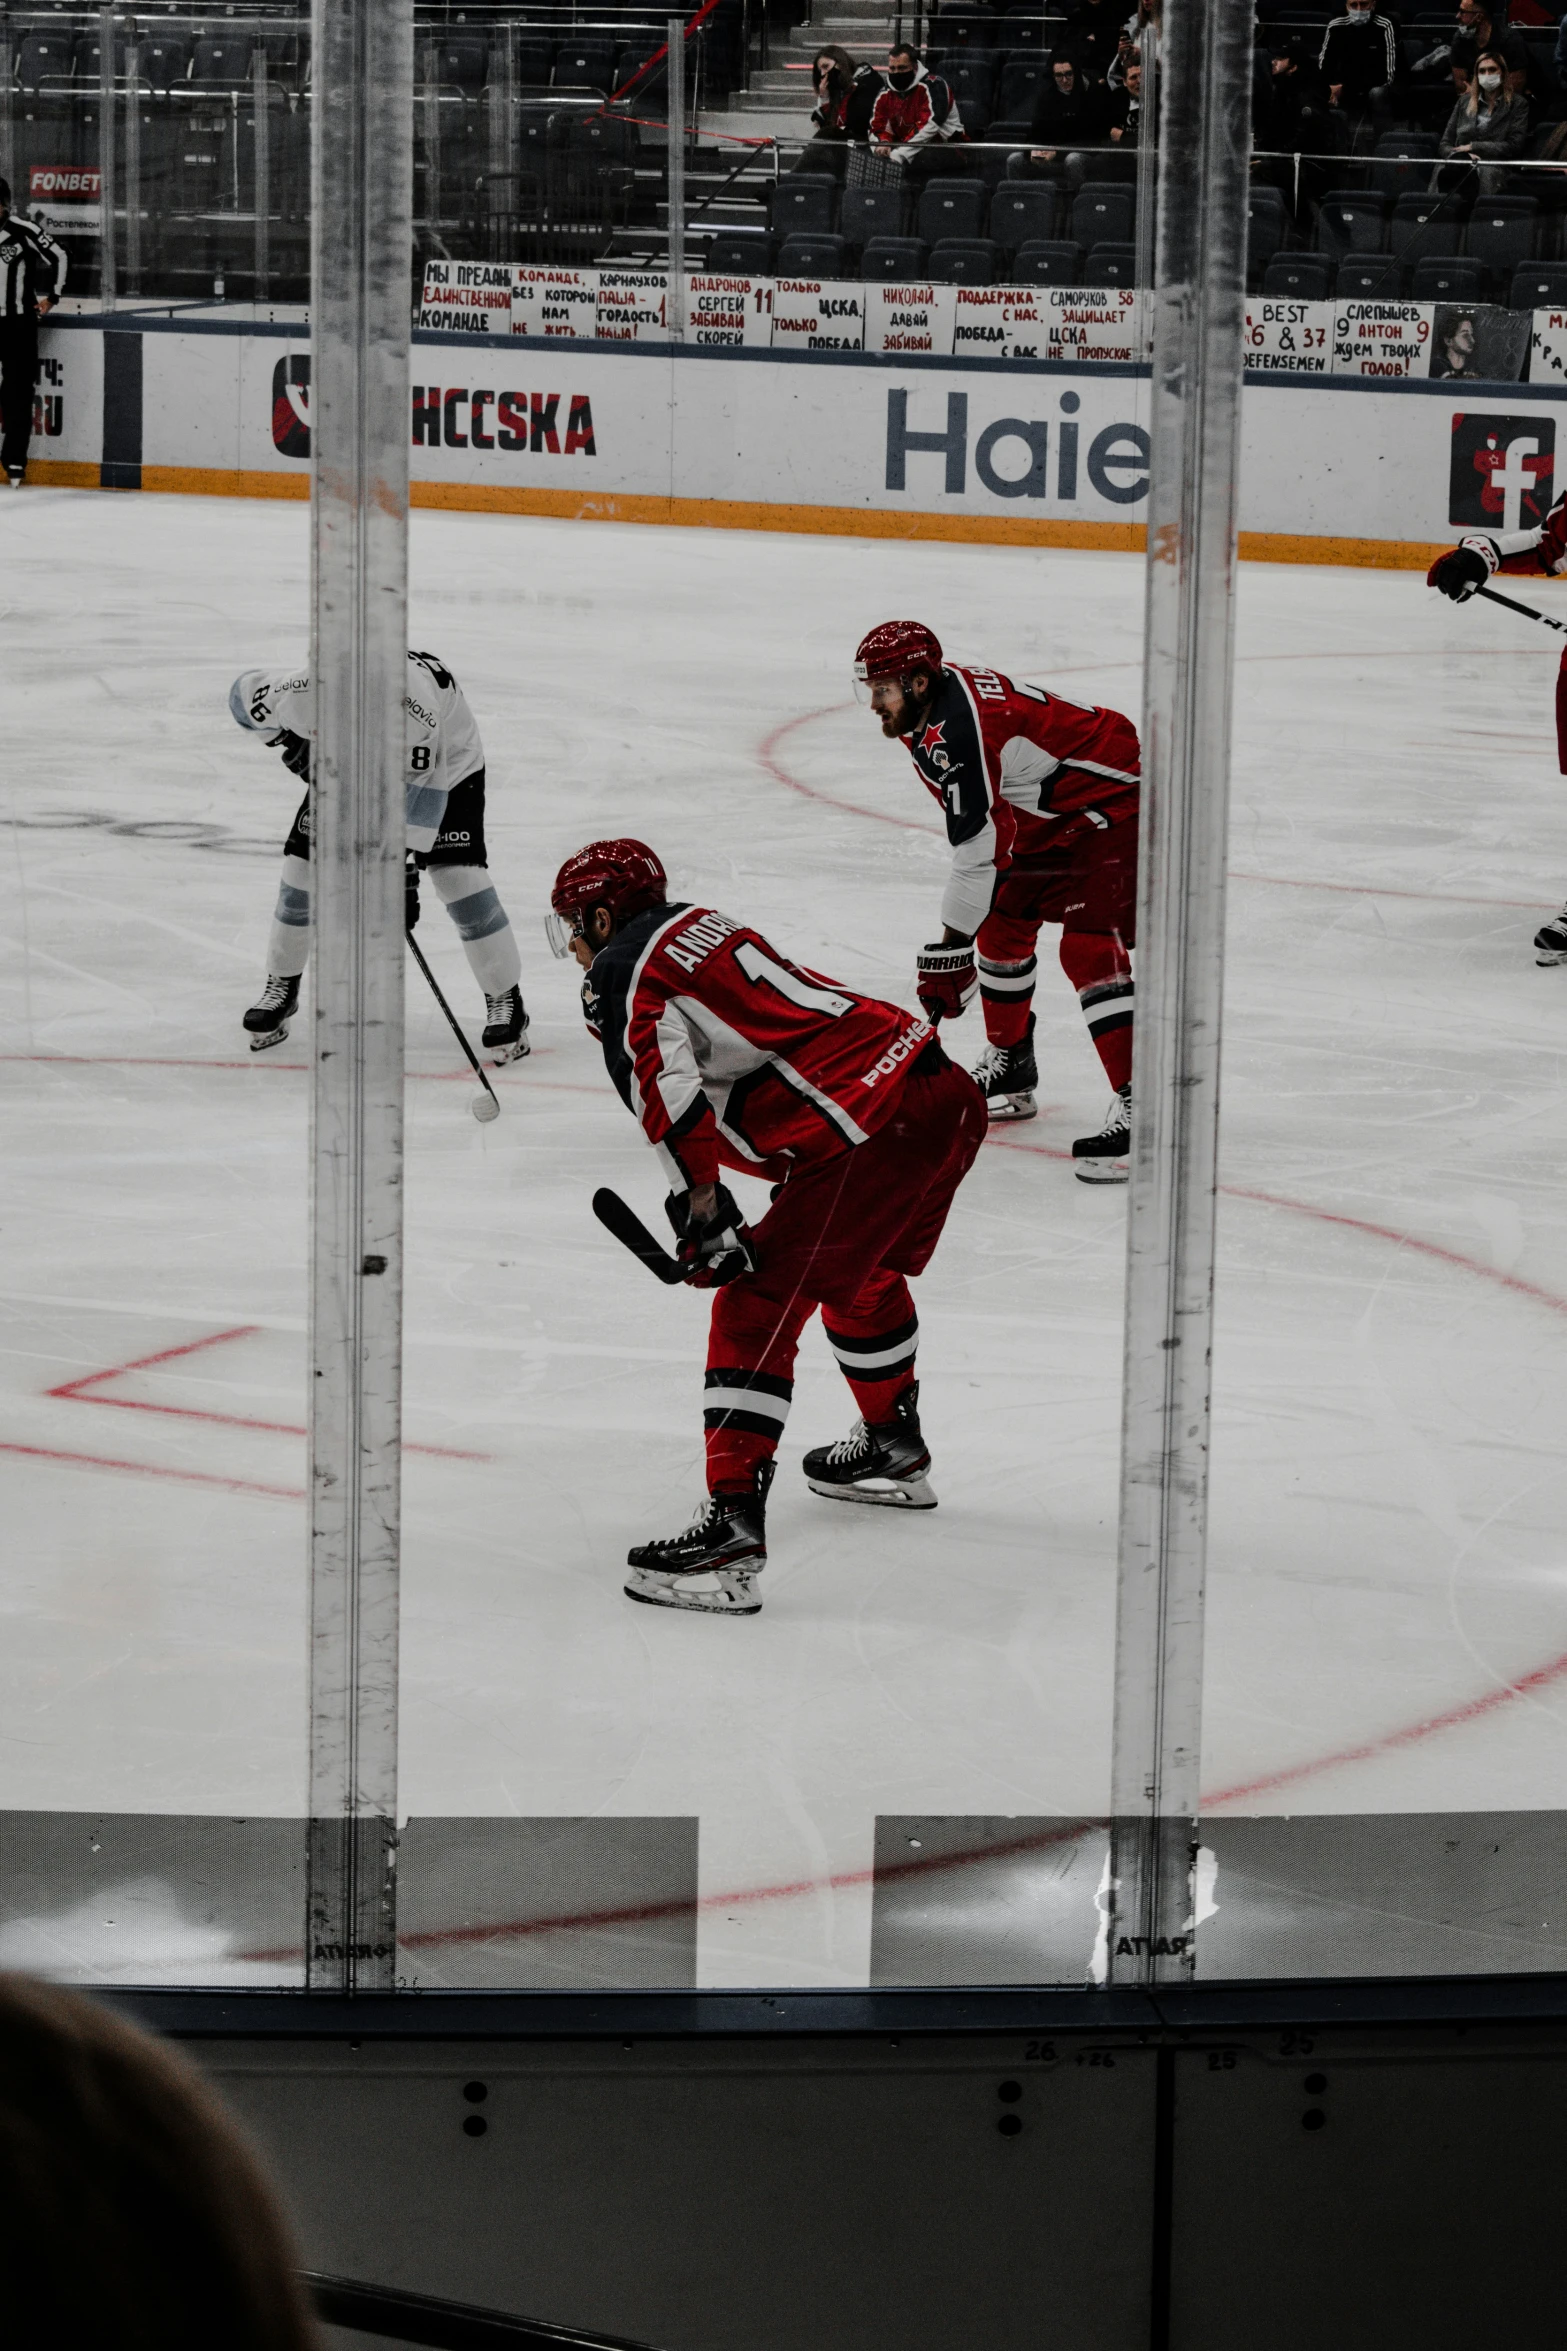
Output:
[544, 911, 578, 959]
[852, 660, 875, 705]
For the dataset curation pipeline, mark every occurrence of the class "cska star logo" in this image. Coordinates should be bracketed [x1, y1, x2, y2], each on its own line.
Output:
[918, 719, 952, 772]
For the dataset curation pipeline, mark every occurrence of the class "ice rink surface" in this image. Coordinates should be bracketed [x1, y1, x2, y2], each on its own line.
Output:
[3, 490, 1566, 1985]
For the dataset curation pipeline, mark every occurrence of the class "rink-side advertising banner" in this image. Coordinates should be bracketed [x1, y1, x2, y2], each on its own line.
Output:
[31, 311, 1567, 562]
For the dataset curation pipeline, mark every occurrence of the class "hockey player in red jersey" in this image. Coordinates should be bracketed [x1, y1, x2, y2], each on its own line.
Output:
[1429, 509, 1567, 964]
[548, 838, 987, 1617]
[854, 620, 1140, 1181]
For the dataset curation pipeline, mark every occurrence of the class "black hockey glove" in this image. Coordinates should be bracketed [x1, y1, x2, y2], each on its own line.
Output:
[270, 727, 313, 780]
[666, 1184, 759, 1289]
[1426, 537, 1497, 604]
[405, 855, 421, 935]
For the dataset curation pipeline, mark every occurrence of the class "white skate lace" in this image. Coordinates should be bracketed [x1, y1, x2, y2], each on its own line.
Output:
[1102, 1088, 1131, 1138]
[825, 1421, 872, 1467]
[646, 1497, 724, 1555]
[972, 1043, 1009, 1084]
[257, 975, 294, 1009]
[485, 989, 517, 1021]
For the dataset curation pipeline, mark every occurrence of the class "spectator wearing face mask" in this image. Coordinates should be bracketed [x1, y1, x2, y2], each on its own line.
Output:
[792, 45, 879, 176]
[1436, 47, 1531, 192]
[866, 44, 966, 181]
[1318, 0, 1403, 133]
[1450, 0, 1529, 96]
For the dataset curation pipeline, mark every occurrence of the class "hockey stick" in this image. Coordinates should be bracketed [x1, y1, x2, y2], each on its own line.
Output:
[1477, 584, 1567, 637]
[406, 931, 501, 1118]
[592, 1187, 685, 1284]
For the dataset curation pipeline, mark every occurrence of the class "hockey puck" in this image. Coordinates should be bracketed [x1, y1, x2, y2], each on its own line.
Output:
[472, 1092, 500, 1124]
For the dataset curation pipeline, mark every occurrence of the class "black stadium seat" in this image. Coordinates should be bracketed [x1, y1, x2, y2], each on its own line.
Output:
[1512, 261, 1567, 309]
[1390, 191, 1454, 266]
[1248, 187, 1290, 287]
[989, 182, 1060, 255]
[1071, 182, 1135, 250]
[428, 35, 490, 91]
[1337, 256, 1405, 298]
[1314, 188, 1389, 262]
[1464, 198, 1540, 295]
[840, 183, 907, 254]
[770, 176, 838, 237]
[553, 40, 616, 91]
[705, 230, 774, 273]
[917, 177, 988, 246]
[996, 56, 1052, 119]
[1410, 255, 1485, 300]
[1010, 238, 1085, 284]
[929, 237, 1002, 283]
[777, 232, 847, 280]
[1262, 252, 1333, 298]
[860, 235, 931, 279]
[1085, 242, 1136, 285]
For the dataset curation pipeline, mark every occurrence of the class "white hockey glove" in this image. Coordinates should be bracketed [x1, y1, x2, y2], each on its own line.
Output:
[1427, 537, 1498, 604]
[916, 941, 978, 1024]
[666, 1185, 759, 1289]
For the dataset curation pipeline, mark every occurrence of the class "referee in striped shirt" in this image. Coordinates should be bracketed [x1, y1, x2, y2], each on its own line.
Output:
[1, 177, 66, 487]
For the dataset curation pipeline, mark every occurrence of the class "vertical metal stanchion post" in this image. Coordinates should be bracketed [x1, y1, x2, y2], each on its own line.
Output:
[1106, 0, 1251, 1988]
[666, 15, 686, 340]
[99, 5, 117, 314]
[422, 46, 441, 242]
[0, 27, 13, 195]
[1133, 18, 1157, 357]
[254, 41, 271, 305]
[305, 0, 412, 1996]
[487, 18, 513, 261]
[124, 26, 141, 298]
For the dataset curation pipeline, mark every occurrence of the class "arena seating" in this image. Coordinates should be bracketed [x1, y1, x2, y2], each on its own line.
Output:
[705, 229, 774, 272]
[777, 231, 847, 279]
[1511, 260, 1567, 308]
[928, 237, 1002, 283]
[1262, 252, 1333, 298]
[1410, 255, 1487, 300]
[916, 177, 989, 246]
[770, 177, 838, 238]
[1337, 255, 1406, 298]
[1010, 238, 1086, 284]
[989, 182, 1061, 256]
[1071, 183, 1136, 251]
[839, 185, 908, 258]
[859, 235, 931, 279]
[1085, 242, 1136, 285]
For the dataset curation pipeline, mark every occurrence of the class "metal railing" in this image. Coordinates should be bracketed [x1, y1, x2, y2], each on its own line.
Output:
[306, 2271, 660, 2351]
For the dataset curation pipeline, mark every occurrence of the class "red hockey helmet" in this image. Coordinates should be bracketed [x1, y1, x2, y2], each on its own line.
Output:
[546, 837, 668, 957]
[853, 620, 944, 700]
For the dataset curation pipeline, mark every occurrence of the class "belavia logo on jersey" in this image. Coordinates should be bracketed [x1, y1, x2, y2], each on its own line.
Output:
[1449, 412, 1555, 535]
[269, 357, 597, 463]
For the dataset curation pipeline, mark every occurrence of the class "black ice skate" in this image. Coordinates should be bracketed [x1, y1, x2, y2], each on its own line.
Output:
[1072, 1084, 1131, 1184]
[624, 1461, 772, 1616]
[483, 985, 530, 1063]
[802, 1383, 937, 1509]
[243, 973, 300, 1052]
[972, 1015, 1038, 1122]
[1534, 910, 1567, 966]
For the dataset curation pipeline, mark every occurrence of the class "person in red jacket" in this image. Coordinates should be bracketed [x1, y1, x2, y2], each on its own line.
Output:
[855, 619, 1141, 1178]
[867, 45, 966, 179]
[549, 838, 987, 1617]
[1429, 515, 1567, 961]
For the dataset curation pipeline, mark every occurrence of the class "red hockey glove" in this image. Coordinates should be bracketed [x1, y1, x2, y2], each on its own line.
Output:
[1427, 537, 1497, 603]
[916, 942, 978, 1024]
[667, 1184, 759, 1288]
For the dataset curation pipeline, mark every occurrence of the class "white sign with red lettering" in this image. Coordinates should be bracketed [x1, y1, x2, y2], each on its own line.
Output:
[512, 264, 599, 340]
[417, 259, 517, 334]
[685, 273, 774, 348]
[596, 269, 670, 342]
[1245, 297, 1334, 375]
[864, 282, 957, 359]
[1333, 300, 1434, 379]
[769, 278, 866, 353]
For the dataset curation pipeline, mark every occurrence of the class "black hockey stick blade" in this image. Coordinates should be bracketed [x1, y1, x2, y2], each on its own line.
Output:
[592, 1188, 685, 1284]
[1477, 583, 1567, 636]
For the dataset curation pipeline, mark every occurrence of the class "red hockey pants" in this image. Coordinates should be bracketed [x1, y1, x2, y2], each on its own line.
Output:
[703, 1049, 988, 1491]
[976, 818, 1137, 1090]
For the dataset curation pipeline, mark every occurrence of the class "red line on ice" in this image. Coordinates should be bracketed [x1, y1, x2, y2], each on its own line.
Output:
[45, 1323, 488, 1461]
[0, 1440, 303, 1501]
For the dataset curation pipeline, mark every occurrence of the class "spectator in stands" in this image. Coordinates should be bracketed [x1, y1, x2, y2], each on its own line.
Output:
[1436, 48, 1531, 190]
[1261, 38, 1344, 216]
[0, 1973, 320, 2346]
[867, 45, 966, 181]
[0, 175, 66, 490]
[1318, 0, 1403, 137]
[1006, 54, 1110, 184]
[1106, 56, 1149, 148]
[1450, 0, 1529, 96]
[795, 45, 880, 176]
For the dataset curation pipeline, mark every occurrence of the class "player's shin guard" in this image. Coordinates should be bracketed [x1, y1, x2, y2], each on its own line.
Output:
[432, 866, 522, 994]
[703, 1366, 794, 1494]
[1060, 931, 1134, 1093]
[266, 855, 313, 981]
[823, 1308, 919, 1429]
[977, 951, 1037, 1051]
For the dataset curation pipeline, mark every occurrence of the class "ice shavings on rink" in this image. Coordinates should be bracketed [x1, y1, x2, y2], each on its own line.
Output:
[2, 490, 1566, 1985]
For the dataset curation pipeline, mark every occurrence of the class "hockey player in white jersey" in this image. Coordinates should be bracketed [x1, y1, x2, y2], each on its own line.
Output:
[230, 648, 528, 1059]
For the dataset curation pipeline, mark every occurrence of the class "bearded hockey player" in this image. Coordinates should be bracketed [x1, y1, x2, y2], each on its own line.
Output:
[854, 620, 1141, 1181]
[549, 838, 987, 1618]
[1429, 520, 1567, 965]
[229, 649, 528, 1059]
